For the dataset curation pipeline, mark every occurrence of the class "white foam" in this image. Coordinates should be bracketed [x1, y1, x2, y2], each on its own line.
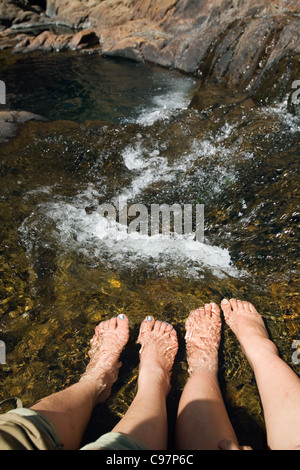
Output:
[135, 90, 193, 126]
[19, 75, 258, 281]
[121, 143, 171, 199]
[262, 97, 300, 133]
[123, 75, 195, 126]
[119, 121, 242, 201]
[20, 199, 240, 279]
[19, 117, 247, 280]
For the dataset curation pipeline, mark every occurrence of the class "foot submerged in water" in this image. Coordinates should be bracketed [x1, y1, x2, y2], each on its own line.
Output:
[185, 303, 222, 377]
[137, 317, 178, 394]
[221, 298, 278, 368]
[80, 314, 130, 403]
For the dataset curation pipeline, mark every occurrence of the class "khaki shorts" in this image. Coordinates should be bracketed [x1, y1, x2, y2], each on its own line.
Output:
[0, 408, 148, 450]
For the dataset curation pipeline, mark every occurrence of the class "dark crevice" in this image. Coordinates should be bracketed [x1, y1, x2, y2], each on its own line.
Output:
[28, 0, 47, 11]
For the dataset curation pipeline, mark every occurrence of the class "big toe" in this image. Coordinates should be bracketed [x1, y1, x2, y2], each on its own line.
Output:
[116, 313, 129, 330]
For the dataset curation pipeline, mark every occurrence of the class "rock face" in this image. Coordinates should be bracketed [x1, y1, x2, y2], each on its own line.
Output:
[0, 0, 45, 27]
[0, 0, 299, 100]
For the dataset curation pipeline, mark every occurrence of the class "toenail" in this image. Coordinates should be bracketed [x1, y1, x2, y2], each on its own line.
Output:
[147, 316, 153, 322]
[222, 298, 229, 303]
[118, 314, 125, 320]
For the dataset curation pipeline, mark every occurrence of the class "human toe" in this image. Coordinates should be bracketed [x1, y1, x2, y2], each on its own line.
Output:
[116, 313, 129, 329]
[137, 316, 155, 342]
[229, 298, 238, 310]
[204, 303, 212, 316]
[211, 302, 221, 317]
[159, 321, 174, 334]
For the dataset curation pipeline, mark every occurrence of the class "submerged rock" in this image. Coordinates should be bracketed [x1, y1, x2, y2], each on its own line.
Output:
[0, 90, 299, 448]
[0, 110, 48, 142]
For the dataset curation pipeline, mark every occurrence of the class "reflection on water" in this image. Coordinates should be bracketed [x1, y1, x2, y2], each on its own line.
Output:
[0, 50, 195, 124]
[0, 50, 299, 449]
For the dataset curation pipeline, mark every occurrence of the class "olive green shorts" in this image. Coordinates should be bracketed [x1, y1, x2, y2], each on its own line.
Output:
[0, 408, 148, 450]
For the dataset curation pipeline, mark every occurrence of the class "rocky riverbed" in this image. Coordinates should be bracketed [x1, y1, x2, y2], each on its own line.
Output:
[0, 0, 299, 451]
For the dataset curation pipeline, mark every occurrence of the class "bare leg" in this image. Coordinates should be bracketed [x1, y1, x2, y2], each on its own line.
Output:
[30, 314, 129, 450]
[112, 317, 178, 450]
[221, 298, 300, 450]
[175, 303, 239, 450]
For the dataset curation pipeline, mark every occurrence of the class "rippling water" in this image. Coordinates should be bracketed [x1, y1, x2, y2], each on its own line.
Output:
[0, 50, 299, 449]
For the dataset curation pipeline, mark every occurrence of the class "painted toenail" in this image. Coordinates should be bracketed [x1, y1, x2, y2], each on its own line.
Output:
[147, 316, 153, 322]
[118, 314, 125, 320]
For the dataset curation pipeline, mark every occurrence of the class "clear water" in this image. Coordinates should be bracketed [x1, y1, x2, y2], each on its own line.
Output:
[0, 49, 299, 449]
[1, 51, 195, 123]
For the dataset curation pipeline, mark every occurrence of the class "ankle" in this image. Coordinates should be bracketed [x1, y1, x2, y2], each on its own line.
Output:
[188, 366, 219, 385]
[138, 362, 171, 395]
[187, 347, 219, 378]
[244, 337, 279, 369]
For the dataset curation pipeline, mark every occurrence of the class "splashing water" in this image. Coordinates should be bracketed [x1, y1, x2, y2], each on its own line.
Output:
[1, 53, 299, 449]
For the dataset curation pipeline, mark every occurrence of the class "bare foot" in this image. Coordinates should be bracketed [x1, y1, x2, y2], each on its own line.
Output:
[221, 299, 278, 367]
[185, 303, 222, 377]
[80, 314, 129, 403]
[137, 317, 178, 394]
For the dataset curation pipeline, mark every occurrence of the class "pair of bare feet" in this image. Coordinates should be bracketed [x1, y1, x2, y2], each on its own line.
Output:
[80, 299, 275, 406]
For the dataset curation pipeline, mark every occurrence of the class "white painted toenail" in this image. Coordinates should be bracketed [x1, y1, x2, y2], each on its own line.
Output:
[147, 316, 153, 322]
[118, 314, 125, 320]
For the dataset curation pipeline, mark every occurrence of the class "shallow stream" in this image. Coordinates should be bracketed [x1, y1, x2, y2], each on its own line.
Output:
[0, 50, 299, 449]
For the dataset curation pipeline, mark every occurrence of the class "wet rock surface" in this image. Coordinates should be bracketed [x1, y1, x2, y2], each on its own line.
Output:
[0, 27, 100, 53]
[0, 109, 48, 142]
[0, 1, 299, 99]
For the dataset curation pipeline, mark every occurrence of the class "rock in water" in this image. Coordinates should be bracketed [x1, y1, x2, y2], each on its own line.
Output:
[0, 0, 299, 100]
